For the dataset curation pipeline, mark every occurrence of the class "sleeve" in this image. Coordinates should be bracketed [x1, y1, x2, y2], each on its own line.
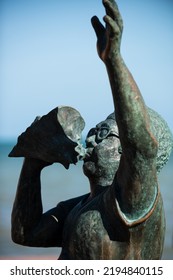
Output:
[104, 182, 160, 228]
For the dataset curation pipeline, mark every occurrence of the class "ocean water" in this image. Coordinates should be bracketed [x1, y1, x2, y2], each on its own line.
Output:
[0, 143, 173, 259]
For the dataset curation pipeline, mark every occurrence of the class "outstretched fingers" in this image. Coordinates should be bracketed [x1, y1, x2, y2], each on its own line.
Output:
[102, 0, 123, 32]
[103, 15, 119, 37]
[91, 0, 123, 60]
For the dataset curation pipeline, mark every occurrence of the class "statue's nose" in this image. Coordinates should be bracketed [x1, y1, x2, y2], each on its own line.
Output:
[86, 135, 97, 148]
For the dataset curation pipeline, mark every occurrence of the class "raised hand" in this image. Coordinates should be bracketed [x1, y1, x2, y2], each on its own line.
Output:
[91, 0, 123, 62]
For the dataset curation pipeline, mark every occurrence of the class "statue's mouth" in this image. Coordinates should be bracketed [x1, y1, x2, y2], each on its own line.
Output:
[74, 141, 97, 162]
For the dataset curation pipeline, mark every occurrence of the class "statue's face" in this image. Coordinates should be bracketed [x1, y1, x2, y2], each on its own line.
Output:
[83, 119, 121, 186]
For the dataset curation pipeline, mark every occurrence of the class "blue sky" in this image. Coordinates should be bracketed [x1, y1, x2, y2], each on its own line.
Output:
[1, 0, 173, 142]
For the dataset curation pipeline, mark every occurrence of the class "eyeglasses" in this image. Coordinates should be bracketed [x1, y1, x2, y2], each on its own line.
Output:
[87, 124, 119, 143]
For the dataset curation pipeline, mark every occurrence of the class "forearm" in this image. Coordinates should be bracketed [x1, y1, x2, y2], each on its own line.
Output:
[106, 54, 159, 215]
[105, 53, 157, 157]
[11, 158, 43, 244]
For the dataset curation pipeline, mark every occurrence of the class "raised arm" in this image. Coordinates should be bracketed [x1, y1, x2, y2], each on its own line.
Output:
[92, 0, 158, 219]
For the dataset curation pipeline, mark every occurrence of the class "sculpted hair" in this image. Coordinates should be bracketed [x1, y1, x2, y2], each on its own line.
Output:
[106, 108, 173, 173]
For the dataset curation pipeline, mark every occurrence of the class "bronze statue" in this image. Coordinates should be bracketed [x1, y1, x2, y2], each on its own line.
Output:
[9, 0, 173, 259]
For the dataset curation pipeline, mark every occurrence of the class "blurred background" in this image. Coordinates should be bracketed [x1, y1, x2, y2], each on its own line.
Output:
[0, 0, 173, 259]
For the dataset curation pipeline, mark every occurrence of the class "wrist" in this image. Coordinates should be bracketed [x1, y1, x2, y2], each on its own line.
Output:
[104, 50, 122, 65]
[22, 158, 47, 174]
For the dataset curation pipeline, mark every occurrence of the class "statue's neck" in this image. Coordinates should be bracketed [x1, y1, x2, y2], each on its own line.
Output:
[89, 182, 108, 199]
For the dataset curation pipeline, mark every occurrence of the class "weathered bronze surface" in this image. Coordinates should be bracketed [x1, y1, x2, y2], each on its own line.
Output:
[10, 0, 173, 259]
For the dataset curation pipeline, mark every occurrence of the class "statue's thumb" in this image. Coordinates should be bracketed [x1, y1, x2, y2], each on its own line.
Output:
[91, 16, 105, 39]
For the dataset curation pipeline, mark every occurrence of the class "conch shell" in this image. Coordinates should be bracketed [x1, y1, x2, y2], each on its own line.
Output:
[9, 106, 85, 169]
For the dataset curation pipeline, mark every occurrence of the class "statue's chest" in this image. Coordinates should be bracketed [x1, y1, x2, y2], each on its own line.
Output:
[62, 194, 130, 259]
[66, 209, 114, 259]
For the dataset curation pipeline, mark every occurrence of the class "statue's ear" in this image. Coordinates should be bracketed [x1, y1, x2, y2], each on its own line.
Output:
[8, 106, 85, 169]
